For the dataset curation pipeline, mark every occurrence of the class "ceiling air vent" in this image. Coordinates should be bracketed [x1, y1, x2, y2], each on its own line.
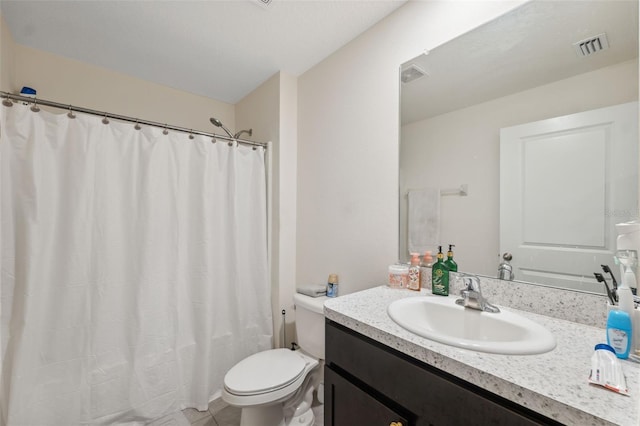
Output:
[573, 33, 610, 57]
[401, 64, 427, 84]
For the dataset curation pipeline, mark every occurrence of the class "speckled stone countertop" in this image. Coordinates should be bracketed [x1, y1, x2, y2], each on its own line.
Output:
[324, 286, 640, 426]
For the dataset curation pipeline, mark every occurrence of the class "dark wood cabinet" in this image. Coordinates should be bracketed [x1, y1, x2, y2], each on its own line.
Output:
[324, 320, 561, 426]
[325, 367, 409, 426]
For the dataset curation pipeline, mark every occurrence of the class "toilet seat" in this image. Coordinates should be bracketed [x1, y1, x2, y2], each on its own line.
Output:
[224, 349, 306, 396]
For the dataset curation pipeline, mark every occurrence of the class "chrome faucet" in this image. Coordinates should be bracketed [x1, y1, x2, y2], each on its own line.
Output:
[455, 275, 500, 313]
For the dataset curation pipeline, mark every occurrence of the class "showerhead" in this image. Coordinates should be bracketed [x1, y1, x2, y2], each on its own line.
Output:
[233, 129, 253, 139]
[209, 117, 233, 138]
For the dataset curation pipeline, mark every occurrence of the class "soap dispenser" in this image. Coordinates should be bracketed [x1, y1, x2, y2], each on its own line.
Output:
[432, 246, 449, 296]
[444, 244, 457, 272]
[616, 250, 636, 317]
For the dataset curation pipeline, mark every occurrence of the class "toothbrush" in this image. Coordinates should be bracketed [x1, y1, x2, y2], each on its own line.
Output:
[594, 272, 616, 305]
[601, 265, 619, 303]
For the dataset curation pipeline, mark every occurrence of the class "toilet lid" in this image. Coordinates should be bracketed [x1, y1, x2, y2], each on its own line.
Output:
[224, 349, 307, 396]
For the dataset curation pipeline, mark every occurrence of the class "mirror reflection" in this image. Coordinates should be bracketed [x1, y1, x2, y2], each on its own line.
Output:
[399, 0, 639, 294]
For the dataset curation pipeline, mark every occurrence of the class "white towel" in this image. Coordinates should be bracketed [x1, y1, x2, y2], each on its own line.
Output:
[408, 188, 440, 254]
[297, 285, 327, 297]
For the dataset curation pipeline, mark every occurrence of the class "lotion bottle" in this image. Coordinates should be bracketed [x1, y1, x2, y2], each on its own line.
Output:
[408, 253, 421, 291]
[607, 309, 632, 359]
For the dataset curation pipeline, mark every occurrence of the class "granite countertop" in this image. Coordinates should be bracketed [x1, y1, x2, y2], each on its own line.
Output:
[324, 286, 640, 426]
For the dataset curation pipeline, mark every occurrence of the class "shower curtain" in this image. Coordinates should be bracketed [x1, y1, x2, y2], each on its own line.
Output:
[0, 104, 273, 425]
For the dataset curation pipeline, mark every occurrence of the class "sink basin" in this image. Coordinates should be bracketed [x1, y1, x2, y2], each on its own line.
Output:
[387, 296, 556, 355]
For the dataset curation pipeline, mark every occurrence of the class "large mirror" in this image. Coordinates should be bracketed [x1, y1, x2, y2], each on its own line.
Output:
[399, 0, 639, 294]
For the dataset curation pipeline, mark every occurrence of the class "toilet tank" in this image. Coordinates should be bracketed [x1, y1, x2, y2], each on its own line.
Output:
[293, 293, 327, 360]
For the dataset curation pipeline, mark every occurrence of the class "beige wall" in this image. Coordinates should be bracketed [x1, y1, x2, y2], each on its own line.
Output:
[9, 43, 234, 134]
[235, 73, 280, 146]
[297, 0, 526, 295]
[0, 13, 15, 92]
[401, 59, 639, 277]
[235, 72, 298, 349]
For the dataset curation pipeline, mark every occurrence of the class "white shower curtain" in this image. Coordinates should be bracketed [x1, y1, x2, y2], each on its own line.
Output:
[0, 104, 273, 425]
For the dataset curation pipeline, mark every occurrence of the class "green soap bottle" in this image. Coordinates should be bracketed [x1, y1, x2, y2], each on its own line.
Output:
[432, 245, 449, 296]
[444, 244, 458, 272]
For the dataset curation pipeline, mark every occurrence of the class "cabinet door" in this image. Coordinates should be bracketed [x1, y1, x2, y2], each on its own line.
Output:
[325, 366, 409, 426]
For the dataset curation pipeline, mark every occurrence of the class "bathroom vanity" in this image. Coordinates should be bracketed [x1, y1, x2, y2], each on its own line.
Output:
[323, 286, 640, 426]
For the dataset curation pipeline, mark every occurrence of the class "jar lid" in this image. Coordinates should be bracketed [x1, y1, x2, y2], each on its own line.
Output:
[389, 264, 409, 273]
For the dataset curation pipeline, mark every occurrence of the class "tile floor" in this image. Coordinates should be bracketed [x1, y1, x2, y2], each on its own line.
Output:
[181, 398, 240, 426]
[181, 398, 324, 426]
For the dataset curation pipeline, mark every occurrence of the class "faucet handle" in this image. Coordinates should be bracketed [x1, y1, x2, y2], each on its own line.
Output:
[462, 275, 481, 292]
[457, 274, 501, 313]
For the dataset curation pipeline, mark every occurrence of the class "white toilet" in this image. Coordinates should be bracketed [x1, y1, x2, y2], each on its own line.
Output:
[222, 292, 327, 426]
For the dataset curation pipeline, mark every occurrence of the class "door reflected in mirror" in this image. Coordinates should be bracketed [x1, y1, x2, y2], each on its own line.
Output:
[500, 102, 638, 293]
[399, 0, 639, 294]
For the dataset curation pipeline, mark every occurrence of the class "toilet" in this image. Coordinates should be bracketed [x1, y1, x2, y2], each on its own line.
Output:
[222, 292, 327, 426]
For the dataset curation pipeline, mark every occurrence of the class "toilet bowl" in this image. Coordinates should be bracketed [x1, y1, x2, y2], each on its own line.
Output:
[222, 293, 327, 426]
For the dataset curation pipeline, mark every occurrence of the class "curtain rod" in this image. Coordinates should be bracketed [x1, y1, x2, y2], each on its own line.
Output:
[0, 91, 267, 148]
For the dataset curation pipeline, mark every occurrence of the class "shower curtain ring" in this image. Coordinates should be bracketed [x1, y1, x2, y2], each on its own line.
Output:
[102, 114, 109, 125]
[2, 96, 13, 107]
[67, 105, 76, 119]
[211, 137, 217, 144]
[188, 130, 195, 140]
[134, 121, 141, 130]
[30, 99, 40, 112]
[163, 125, 169, 135]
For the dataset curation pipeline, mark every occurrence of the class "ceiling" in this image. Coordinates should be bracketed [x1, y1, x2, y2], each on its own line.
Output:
[401, 0, 639, 125]
[0, 0, 406, 104]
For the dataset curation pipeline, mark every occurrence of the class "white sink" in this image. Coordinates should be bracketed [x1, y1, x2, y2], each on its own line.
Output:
[387, 296, 556, 355]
